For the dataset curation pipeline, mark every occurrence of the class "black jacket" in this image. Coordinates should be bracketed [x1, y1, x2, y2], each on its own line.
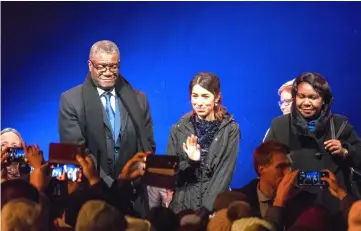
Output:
[167, 112, 240, 214]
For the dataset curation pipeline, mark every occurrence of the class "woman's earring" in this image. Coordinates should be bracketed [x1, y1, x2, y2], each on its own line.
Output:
[215, 103, 218, 107]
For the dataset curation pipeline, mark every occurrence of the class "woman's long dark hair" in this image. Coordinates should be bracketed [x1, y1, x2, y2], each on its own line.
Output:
[189, 72, 226, 120]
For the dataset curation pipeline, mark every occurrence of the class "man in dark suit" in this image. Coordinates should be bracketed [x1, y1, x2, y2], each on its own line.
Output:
[58, 40, 156, 217]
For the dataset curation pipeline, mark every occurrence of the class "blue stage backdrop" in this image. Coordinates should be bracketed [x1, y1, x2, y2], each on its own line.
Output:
[2, 1, 361, 188]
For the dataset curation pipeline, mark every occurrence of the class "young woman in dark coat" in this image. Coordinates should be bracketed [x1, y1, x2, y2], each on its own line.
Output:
[264, 72, 361, 215]
[166, 72, 241, 215]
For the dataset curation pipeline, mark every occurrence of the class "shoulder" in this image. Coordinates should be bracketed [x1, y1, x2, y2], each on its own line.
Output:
[61, 84, 83, 99]
[270, 114, 290, 127]
[171, 112, 193, 130]
[331, 114, 349, 122]
[133, 89, 147, 98]
[132, 89, 149, 105]
[223, 113, 240, 131]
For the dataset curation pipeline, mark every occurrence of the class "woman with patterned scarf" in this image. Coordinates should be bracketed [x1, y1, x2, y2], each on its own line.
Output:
[158, 72, 241, 216]
[264, 72, 361, 219]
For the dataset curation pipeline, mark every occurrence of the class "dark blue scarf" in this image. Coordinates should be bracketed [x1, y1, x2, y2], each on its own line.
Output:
[307, 120, 318, 132]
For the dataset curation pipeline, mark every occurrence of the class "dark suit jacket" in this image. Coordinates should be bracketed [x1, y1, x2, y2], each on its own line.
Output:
[58, 75, 156, 217]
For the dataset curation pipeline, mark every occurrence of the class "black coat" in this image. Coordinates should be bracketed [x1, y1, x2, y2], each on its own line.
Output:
[264, 108, 361, 213]
[167, 112, 240, 214]
[58, 74, 156, 218]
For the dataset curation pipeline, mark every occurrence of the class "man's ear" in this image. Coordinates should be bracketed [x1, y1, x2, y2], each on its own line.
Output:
[258, 165, 265, 175]
[88, 60, 92, 72]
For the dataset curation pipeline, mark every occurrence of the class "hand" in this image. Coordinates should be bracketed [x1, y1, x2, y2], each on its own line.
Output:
[320, 169, 347, 200]
[119, 151, 152, 181]
[324, 139, 347, 156]
[274, 170, 299, 207]
[30, 164, 50, 192]
[68, 181, 80, 195]
[24, 142, 44, 169]
[76, 154, 99, 185]
[183, 135, 201, 161]
[1, 147, 9, 170]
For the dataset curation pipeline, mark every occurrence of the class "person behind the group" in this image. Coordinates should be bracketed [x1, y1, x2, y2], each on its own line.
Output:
[263, 79, 295, 141]
[278, 79, 295, 115]
[166, 72, 241, 214]
[264, 72, 361, 214]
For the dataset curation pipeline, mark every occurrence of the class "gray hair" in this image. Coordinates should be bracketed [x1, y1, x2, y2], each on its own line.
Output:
[1, 128, 23, 141]
[89, 40, 120, 60]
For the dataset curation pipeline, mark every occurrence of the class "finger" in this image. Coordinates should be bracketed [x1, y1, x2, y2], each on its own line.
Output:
[325, 141, 337, 149]
[190, 135, 195, 146]
[26, 146, 34, 158]
[192, 136, 197, 146]
[133, 152, 146, 159]
[130, 169, 145, 179]
[328, 144, 339, 151]
[324, 169, 336, 181]
[324, 143, 332, 150]
[144, 151, 153, 156]
[331, 150, 341, 155]
[22, 141, 28, 152]
[324, 139, 336, 145]
[288, 171, 298, 182]
[186, 137, 191, 147]
[320, 177, 334, 188]
[192, 135, 197, 146]
[1, 146, 9, 156]
[183, 142, 188, 153]
[76, 155, 87, 167]
[1, 155, 8, 163]
[85, 155, 94, 166]
[196, 144, 201, 151]
[132, 156, 147, 163]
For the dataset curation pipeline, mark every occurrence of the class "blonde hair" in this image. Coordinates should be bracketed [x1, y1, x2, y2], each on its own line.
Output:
[277, 79, 295, 96]
[1, 198, 45, 231]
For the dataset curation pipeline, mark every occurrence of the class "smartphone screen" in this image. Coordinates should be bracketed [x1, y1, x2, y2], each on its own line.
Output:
[7, 147, 25, 159]
[297, 171, 329, 186]
[48, 163, 83, 182]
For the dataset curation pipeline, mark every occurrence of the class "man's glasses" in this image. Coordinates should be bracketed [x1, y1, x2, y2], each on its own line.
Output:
[278, 99, 293, 107]
[90, 60, 119, 73]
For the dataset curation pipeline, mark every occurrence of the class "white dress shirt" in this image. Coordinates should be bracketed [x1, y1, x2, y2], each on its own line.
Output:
[97, 88, 116, 112]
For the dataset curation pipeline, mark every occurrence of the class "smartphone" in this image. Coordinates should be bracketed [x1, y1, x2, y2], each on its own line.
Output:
[297, 171, 329, 186]
[6, 147, 32, 175]
[7, 147, 26, 162]
[48, 163, 83, 182]
[48, 143, 86, 165]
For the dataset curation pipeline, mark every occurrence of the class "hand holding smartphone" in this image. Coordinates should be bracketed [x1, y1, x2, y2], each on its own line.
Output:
[48, 143, 86, 182]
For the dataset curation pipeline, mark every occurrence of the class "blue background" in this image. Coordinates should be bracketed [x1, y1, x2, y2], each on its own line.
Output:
[2, 1, 361, 188]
